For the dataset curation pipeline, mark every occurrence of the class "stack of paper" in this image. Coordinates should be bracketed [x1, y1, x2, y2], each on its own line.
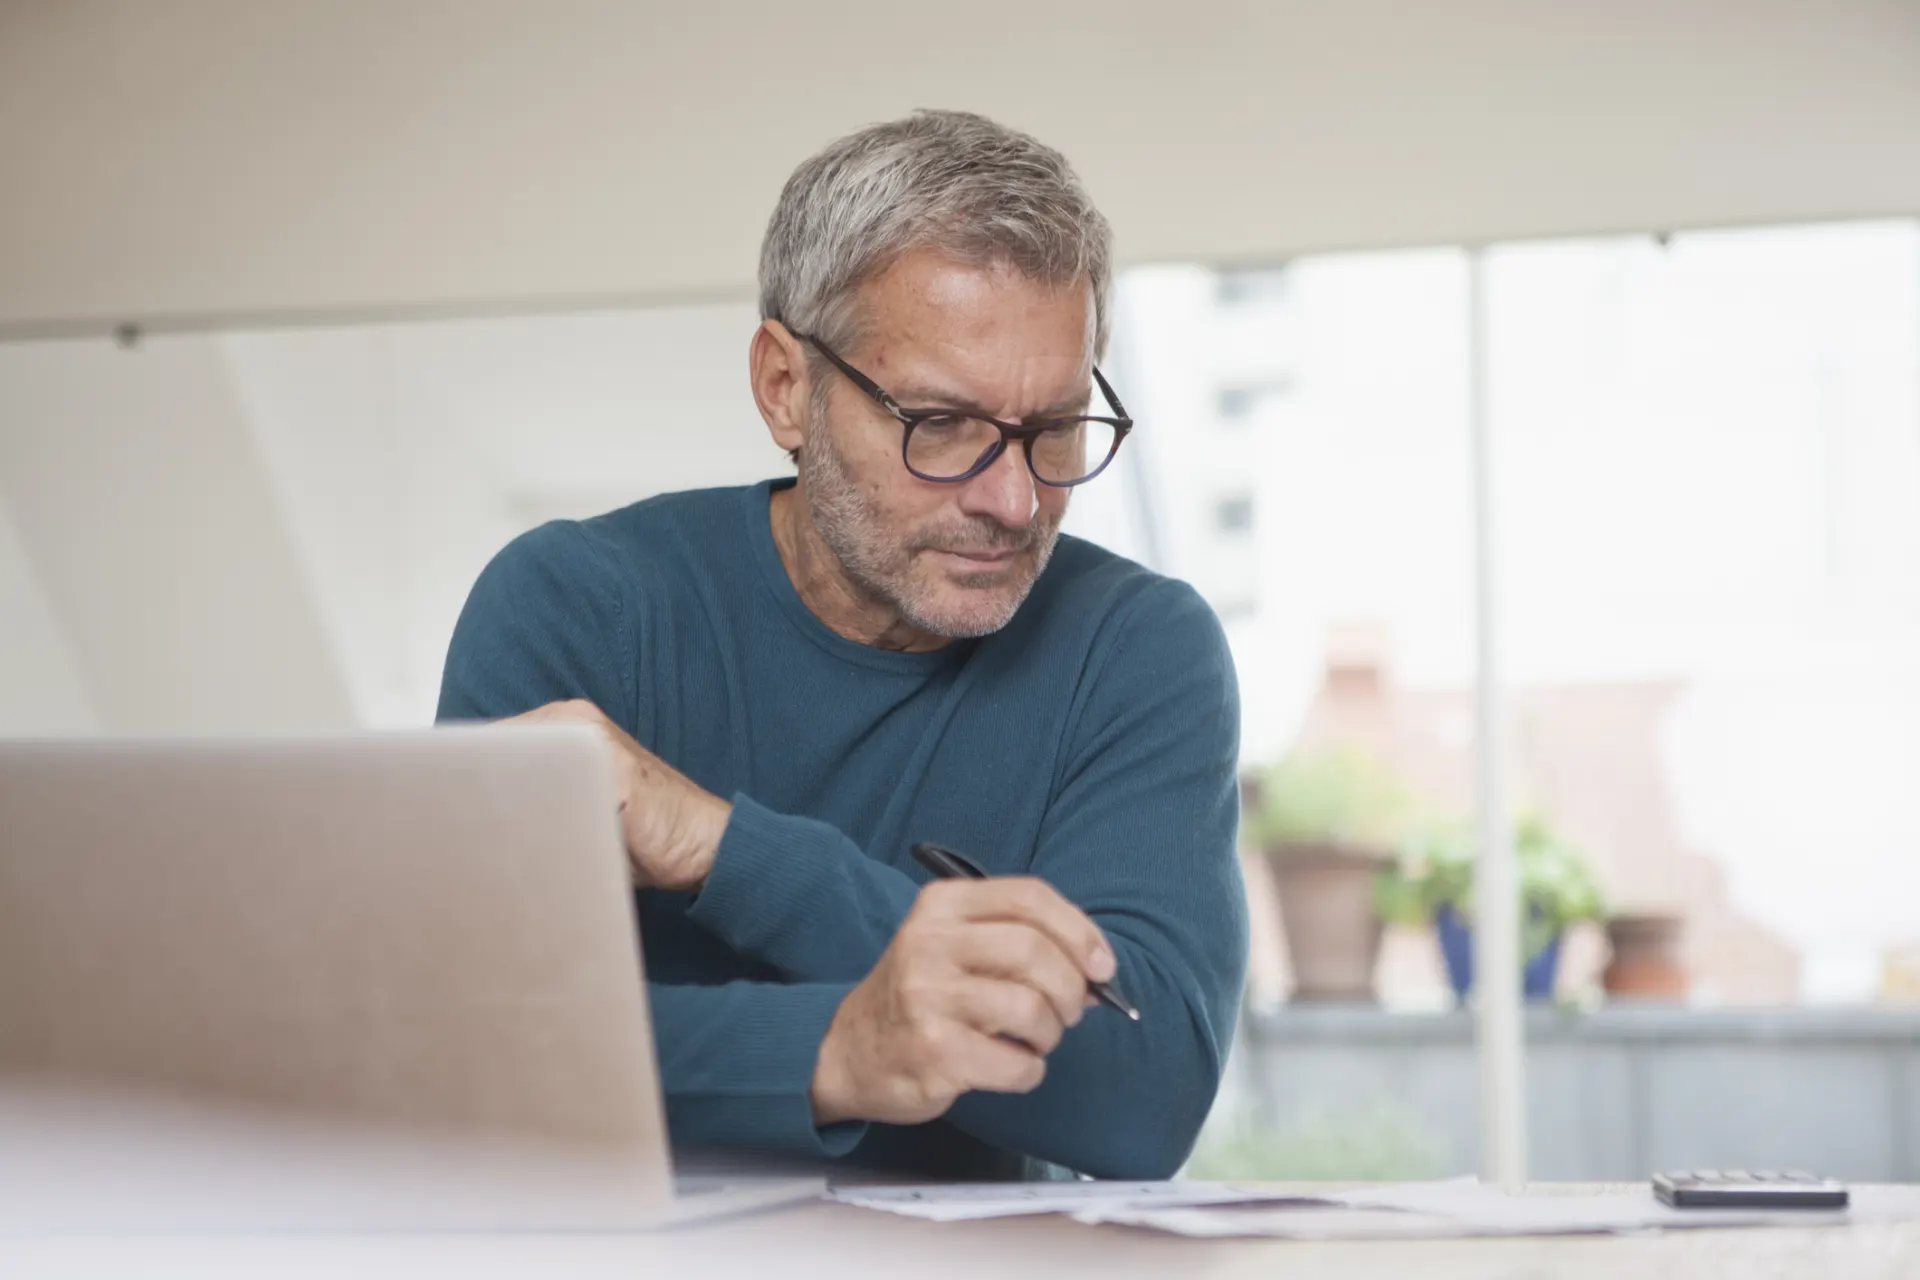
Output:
[830, 1177, 1909, 1240]
[828, 1180, 1322, 1222]
[1072, 1177, 1854, 1239]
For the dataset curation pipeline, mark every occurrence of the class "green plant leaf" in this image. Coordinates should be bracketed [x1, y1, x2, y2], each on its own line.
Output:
[1372, 809, 1608, 942]
[1248, 747, 1415, 851]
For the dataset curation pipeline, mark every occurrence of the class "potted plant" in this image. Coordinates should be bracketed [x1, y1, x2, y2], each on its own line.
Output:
[1374, 811, 1606, 1002]
[1248, 747, 1414, 1003]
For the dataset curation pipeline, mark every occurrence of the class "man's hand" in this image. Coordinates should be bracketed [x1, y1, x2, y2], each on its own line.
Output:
[809, 877, 1118, 1127]
[500, 699, 730, 891]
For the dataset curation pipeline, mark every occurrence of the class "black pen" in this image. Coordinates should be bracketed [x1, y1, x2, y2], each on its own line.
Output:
[910, 841, 1141, 1023]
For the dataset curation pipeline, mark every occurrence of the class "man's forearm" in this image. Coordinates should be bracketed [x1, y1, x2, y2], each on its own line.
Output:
[683, 795, 918, 981]
[682, 798, 1242, 1177]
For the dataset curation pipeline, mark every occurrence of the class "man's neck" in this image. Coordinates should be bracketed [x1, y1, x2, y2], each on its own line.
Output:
[767, 483, 950, 653]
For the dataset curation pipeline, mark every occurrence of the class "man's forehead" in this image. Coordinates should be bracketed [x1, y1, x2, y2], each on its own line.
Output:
[870, 336, 1093, 411]
[858, 252, 1092, 343]
[851, 254, 1095, 406]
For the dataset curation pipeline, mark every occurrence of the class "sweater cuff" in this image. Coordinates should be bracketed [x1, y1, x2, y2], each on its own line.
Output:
[656, 981, 867, 1159]
[689, 793, 843, 959]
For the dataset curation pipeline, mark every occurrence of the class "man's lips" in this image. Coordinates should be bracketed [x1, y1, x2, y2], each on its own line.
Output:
[935, 547, 1020, 566]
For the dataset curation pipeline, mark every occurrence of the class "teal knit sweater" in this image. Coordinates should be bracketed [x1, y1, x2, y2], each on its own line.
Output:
[436, 479, 1247, 1180]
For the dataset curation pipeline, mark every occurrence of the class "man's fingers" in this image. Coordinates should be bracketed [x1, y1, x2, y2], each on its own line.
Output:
[946, 975, 1070, 1055]
[946, 922, 1088, 1029]
[922, 877, 1116, 982]
[945, 1021, 1048, 1095]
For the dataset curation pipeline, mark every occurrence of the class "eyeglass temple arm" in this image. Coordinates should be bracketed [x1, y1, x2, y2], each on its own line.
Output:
[800, 334, 905, 415]
[1092, 365, 1132, 424]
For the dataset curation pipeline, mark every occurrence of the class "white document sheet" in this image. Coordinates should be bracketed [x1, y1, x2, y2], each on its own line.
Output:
[1071, 1177, 1863, 1239]
[828, 1180, 1325, 1222]
[837, 1176, 1920, 1238]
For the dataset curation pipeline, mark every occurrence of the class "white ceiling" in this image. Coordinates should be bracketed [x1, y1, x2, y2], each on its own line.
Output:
[2, 0, 1917, 334]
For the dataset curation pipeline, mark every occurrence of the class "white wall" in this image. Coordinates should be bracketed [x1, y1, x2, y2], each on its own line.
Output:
[2, 0, 1917, 333]
[0, 336, 355, 732]
[0, 493, 97, 734]
[228, 303, 780, 727]
[0, 303, 790, 734]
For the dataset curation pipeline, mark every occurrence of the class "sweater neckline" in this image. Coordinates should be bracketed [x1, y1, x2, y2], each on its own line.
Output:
[743, 479, 970, 675]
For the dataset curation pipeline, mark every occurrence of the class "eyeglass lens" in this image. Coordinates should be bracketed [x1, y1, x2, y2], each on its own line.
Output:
[906, 415, 1119, 483]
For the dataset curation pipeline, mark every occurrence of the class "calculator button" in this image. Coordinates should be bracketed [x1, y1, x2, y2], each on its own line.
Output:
[1692, 1171, 1719, 1182]
[1784, 1171, 1815, 1182]
[1722, 1171, 1754, 1182]
[1754, 1170, 1780, 1181]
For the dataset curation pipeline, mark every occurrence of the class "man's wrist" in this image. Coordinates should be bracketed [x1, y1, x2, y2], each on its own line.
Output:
[695, 790, 734, 877]
[670, 791, 733, 891]
[809, 1009, 858, 1126]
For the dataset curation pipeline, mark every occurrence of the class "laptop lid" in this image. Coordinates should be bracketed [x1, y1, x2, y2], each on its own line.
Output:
[0, 727, 680, 1228]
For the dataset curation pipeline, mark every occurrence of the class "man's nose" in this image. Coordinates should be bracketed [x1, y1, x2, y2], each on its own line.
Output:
[958, 437, 1039, 528]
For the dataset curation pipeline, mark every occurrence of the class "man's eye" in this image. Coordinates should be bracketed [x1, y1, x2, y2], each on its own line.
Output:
[917, 415, 968, 432]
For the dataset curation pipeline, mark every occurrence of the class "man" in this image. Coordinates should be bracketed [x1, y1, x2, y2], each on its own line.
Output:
[438, 109, 1247, 1181]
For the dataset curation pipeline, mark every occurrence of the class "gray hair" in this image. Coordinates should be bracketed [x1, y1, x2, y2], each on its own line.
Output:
[759, 110, 1114, 367]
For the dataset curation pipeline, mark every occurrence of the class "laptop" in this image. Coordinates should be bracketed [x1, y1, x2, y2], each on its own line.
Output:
[0, 728, 825, 1230]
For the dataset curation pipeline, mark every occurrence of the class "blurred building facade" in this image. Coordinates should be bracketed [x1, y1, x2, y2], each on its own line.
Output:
[1269, 630, 1801, 1006]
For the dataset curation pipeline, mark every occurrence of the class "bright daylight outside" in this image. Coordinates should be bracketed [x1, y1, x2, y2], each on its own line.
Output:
[3, 218, 1916, 1187]
[1075, 221, 1920, 1182]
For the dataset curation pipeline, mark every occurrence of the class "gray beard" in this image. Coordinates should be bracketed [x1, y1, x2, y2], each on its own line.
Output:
[799, 422, 1061, 640]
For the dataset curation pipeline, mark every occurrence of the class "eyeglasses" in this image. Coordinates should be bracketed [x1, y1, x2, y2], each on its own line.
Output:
[798, 335, 1133, 487]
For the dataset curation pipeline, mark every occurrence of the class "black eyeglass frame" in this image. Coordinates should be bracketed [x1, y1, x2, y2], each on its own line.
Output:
[797, 334, 1134, 487]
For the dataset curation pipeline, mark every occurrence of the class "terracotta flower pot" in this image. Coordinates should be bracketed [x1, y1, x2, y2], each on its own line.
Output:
[1264, 841, 1392, 1003]
[1603, 912, 1688, 1000]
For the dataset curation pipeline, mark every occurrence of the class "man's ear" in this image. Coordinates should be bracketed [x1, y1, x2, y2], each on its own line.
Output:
[749, 320, 811, 458]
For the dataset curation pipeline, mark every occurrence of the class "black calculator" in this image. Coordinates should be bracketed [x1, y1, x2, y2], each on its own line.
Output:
[1653, 1170, 1849, 1209]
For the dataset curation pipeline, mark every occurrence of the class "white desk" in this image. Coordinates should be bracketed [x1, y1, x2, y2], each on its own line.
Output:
[9, 1184, 1917, 1279]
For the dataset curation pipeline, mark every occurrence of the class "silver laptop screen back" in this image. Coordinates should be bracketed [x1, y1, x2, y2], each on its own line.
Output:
[0, 727, 673, 1226]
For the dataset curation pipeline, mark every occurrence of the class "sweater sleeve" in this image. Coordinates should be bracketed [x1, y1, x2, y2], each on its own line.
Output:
[436, 523, 866, 1158]
[684, 579, 1249, 1178]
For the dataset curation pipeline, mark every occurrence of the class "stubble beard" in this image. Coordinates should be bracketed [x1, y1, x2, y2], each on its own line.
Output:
[799, 419, 1062, 640]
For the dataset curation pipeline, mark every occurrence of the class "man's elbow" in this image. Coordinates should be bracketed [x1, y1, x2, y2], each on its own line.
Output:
[1072, 1100, 1213, 1181]
[1072, 987, 1238, 1179]
[1069, 1059, 1223, 1180]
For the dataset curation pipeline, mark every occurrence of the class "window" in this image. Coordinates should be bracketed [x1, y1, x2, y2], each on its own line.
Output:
[1094, 223, 1920, 1182]
[1094, 224, 1920, 1016]
[1488, 222, 1920, 1006]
